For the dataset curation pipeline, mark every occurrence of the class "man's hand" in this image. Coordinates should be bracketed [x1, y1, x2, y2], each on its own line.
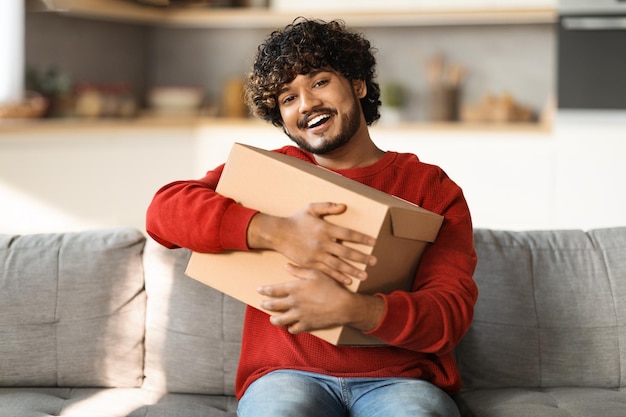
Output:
[257, 264, 386, 334]
[247, 202, 377, 285]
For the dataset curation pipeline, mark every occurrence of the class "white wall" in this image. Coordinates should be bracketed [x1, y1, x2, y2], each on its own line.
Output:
[1, 113, 625, 235]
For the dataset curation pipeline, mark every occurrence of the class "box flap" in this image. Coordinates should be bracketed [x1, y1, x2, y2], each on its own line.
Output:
[389, 206, 443, 242]
[233, 144, 429, 211]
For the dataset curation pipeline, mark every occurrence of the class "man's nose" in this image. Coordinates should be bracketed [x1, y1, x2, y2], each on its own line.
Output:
[298, 90, 322, 113]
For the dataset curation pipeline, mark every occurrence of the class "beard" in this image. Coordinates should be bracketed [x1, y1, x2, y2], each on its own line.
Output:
[283, 92, 362, 156]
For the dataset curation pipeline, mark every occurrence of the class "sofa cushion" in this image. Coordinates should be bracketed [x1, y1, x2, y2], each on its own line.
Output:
[0, 228, 146, 388]
[455, 387, 626, 417]
[0, 387, 237, 417]
[142, 238, 245, 396]
[456, 227, 626, 389]
[0, 387, 156, 417]
[128, 393, 238, 417]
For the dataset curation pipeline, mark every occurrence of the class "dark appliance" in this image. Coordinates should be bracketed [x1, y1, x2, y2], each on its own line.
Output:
[558, 0, 626, 110]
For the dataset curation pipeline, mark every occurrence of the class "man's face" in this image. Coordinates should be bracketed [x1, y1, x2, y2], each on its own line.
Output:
[277, 69, 366, 155]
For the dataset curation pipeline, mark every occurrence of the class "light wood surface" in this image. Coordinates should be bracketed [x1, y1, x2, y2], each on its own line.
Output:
[27, 0, 556, 28]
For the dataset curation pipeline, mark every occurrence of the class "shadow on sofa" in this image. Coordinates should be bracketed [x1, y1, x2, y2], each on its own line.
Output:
[137, 239, 242, 416]
[0, 228, 240, 417]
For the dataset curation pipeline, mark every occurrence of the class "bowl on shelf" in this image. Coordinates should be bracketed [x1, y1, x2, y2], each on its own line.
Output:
[146, 86, 206, 116]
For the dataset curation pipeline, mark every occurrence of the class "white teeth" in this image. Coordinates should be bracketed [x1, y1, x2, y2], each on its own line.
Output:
[307, 114, 330, 128]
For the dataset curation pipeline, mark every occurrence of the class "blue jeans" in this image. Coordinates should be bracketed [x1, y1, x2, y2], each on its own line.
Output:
[237, 370, 460, 417]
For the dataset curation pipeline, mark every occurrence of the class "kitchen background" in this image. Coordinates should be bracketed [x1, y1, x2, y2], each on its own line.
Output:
[22, 7, 554, 122]
[1, 0, 625, 234]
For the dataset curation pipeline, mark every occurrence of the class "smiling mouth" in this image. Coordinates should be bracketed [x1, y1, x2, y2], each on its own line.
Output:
[305, 113, 331, 129]
[307, 114, 330, 129]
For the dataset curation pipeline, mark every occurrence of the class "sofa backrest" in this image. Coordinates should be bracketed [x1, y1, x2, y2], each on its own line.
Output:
[141, 238, 245, 396]
[456, 227, 626, 390]
[6, 226, 625, 395]
[0, 228, 146, 388]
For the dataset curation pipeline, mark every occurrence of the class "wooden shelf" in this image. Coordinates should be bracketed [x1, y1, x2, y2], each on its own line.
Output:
[27, 0, 557, 28]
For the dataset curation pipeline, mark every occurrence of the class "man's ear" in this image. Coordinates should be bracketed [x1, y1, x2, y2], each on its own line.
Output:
[352, 79, 367, 99]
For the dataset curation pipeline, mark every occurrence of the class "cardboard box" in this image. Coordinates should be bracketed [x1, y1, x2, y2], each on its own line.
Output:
[185, 143, 443, 346]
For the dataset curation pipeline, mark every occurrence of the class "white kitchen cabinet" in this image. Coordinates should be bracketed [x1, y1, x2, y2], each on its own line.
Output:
[0, 122, 198, 234]
[190, 121, 553, 231]
[192, 119, 625, 232]
[2, 117, 624, 234]
[552, 111, 626, 230]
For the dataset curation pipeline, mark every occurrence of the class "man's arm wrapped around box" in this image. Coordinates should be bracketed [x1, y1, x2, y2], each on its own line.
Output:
[146, 162, 257, 253]
[146, 150, 377, 285]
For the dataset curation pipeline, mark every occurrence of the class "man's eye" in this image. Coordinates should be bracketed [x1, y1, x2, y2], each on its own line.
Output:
[314, 79, 329, 88]
[281, 95, 295, 105]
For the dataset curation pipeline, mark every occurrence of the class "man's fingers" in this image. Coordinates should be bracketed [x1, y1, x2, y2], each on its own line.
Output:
[257, 282, 291, 298]
[328, 240, 377, 267]
[287, 261, 357, 286]
[308, 202, 347, 217]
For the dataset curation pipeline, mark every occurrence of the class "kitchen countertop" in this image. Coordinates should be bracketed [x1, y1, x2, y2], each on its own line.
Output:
[0, 116, 551, 137]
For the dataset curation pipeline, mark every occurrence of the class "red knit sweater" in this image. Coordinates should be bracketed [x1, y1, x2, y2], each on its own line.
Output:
[146, 145, 478, 399]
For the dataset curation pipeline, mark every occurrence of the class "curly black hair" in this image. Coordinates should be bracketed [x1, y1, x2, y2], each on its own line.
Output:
[244, 18, 381, 127]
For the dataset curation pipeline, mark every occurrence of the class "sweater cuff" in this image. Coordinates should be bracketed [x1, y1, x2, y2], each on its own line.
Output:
[364, 293, 407, 342]
[219, 203, 259, 251]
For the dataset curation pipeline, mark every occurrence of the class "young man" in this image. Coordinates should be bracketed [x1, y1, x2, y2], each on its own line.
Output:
[147, 18, 478, 417]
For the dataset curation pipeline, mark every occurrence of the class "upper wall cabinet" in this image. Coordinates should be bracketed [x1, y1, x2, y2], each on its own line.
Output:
[27, 0, 556, 28]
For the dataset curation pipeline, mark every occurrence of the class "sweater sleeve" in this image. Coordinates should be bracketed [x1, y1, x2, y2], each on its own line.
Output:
[145, 145, 313, 253]
[145, 163, 259, 253]
[365, 167, 478, 355]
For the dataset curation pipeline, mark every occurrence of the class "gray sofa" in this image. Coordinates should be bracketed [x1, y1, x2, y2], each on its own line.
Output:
[1, 226, 625, 417]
